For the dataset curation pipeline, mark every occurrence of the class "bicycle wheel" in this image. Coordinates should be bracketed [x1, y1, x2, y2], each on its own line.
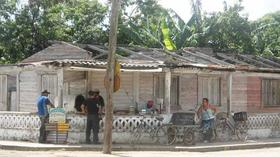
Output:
[150, 127, 159, 144]
[236, 121, 248, 142]
[129, 125, 144, 144]
[166, 126, 177, 145]
[183, 128, 195, 145]
[215, 120, 232, 142]
[154, 125, 167, 144]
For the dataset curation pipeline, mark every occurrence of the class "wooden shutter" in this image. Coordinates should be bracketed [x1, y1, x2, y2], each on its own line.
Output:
[0, 75, 8, 110]
[171, 76, 179, 106]
[198, 76, 221, 105]
[262, 79, 280, 106]
[42, 74, 58, 104]
[154, 75, 165, 100]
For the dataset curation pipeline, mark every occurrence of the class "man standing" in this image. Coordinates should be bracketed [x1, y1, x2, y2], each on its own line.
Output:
[37, 90, 54, 143]
[83, 89, 104, 144]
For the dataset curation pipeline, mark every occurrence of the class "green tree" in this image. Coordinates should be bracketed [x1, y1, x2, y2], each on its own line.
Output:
[117, 0, 209, 50]
[0, 0, 107, 63]
[0, 0, 17, 63]
[252, 11, 280, 56]
[118, 0, 166, 48]
[203, 1, 255, 53]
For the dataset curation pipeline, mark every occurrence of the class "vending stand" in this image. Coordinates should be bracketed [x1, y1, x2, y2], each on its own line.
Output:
[46, 108, 70, 144]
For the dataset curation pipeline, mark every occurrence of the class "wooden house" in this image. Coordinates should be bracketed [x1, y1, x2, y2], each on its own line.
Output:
[1, 41, 280, 114]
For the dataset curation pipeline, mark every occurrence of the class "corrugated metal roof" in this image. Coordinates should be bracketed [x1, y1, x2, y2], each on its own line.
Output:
[18, 41, 280, 73]
[43, 59, 162, 69]
[21, 41, 92, 63]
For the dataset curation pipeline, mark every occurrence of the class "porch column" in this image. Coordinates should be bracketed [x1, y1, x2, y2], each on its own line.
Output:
[133, 72, 140, 109]
[164, 70, 171, 114]
[57, 68, 64, 107]
[227, 72, 233, 116]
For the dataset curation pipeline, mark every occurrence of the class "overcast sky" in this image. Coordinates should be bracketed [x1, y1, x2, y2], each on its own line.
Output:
[20, 0, 280, 21]
[158, 0, 280, 21]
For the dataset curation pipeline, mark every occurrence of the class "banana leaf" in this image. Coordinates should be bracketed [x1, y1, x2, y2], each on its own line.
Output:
[161, 18, 177, 50]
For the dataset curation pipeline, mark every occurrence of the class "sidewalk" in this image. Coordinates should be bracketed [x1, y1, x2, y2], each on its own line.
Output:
[1, 138, 280, 152]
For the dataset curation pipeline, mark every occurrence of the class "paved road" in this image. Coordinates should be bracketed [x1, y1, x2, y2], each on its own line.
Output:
[0, 147, 279, 157]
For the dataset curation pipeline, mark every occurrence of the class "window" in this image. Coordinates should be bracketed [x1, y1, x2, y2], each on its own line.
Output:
[171, 76, 180, 106]
[262, 79, 280, 106]
[198, 76, 221, 106]
[154, 75, 165, 100]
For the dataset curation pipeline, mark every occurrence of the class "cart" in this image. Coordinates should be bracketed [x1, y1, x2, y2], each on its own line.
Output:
[155, 112, 200, 145]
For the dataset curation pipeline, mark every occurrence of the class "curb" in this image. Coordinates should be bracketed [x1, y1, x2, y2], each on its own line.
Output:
[1, 142, 280, 152]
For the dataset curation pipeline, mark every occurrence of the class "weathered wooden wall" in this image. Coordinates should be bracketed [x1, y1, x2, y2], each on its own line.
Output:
[19, 69, 59, 112]
[231, 74, 248, 112]
[16, 68, 280, 114]
[89, 71, 135, 111]
[62, 70, 86, 112]
[179, 74, 197, 111]
[139, 73, 154, 106]
[247, 76, 261, 112]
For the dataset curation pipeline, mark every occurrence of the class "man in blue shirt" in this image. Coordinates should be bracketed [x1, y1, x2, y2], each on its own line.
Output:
[37, 90, 54, 143]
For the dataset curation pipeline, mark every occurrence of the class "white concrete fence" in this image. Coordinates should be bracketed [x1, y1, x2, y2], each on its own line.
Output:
[0, 112, 279, 144]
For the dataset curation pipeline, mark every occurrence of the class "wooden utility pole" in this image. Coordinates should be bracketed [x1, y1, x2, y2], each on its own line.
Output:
[103, 0, 121, 154]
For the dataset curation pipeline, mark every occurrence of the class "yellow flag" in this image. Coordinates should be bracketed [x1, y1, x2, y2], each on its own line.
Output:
[114, 60, 121, 92]
[104, 60, 121, 92]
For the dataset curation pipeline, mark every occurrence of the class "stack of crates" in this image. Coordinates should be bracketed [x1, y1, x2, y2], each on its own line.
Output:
[46, 123, 70, 144]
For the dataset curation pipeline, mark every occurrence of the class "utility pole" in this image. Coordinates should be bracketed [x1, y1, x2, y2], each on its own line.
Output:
[103, 0, 121, 154]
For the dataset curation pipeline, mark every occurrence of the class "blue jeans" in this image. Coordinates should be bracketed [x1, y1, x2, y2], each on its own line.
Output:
[202, 118, 215, 129]
[201, 118, 215, 141]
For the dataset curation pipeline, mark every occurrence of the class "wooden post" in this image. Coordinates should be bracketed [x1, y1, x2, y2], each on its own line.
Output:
[164, 70, 171, 114]
[103, 0, 121, 154]
[133, 72, 139, 109]
[227, 72, 232, 116]
[57, 68, 64, 107]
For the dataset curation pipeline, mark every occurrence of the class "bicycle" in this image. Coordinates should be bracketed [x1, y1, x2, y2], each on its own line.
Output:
[129, 115, 162, 144]
[154, 112, 198, 145]
[215, 112, 248, 142]
[153, 123, 177, 145]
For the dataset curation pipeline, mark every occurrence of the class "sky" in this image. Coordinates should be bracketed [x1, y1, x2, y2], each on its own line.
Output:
[20, 0, 280, 21]
[158, 0, 280, 21]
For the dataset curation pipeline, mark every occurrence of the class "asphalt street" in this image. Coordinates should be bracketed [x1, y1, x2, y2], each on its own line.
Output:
[0, 147, 280, 157]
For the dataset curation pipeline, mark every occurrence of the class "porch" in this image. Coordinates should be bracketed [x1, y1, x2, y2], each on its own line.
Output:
[0, 112, 279, 144]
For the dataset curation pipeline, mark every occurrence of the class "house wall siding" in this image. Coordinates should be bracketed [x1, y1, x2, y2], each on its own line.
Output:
[179, 74, 198, 111]
[19, 71, 39, 112]
[231, 74, 248, 112]
[139, 73, 153, 105]
[247, 76, 261, 112]
[90, 71, 134, 111]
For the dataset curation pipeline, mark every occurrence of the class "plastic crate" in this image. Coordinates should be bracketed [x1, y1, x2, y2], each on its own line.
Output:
[170, 112, 195, 125]
[45, 123, 69, 144]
